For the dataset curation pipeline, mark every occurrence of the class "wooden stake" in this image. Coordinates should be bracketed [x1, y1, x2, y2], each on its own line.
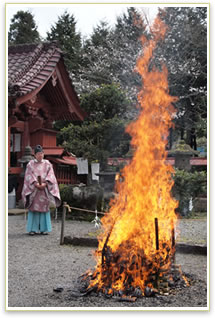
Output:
[171, 224, 175, 248]
[155, 218, 159, 250]
[171, 220, 176, 263]
[60, 202, 67, 245]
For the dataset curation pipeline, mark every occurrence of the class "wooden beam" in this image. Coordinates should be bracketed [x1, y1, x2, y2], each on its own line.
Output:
[14, 75, 52, 107]
[9, 167, 22, 175]
[10, 120, 25, 130]
[22, 121, 30, 152]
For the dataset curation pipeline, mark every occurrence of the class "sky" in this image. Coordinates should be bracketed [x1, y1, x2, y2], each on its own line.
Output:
[6, 3, 158, 39]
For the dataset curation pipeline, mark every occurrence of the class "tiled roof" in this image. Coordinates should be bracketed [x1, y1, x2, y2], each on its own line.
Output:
[8, 42, 62, 97]
[8, 41, 86, 121]
[42, 148, 64, 156]
[47, 155, 77, 166]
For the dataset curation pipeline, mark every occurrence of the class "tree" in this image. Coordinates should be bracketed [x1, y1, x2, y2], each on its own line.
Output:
[155, 7, 207, 148]
[75, 20, 114, 94]
[57, 84, 131, 165]
[46, 11, 82, 76]
[76, 8, 147, 101]
[90, 21, 112, 48]
[80, 83, 132, 121]
[172, 169, 207, 216]
[112, 7, 148, 93]
[8, 10, 41, 44]
[58, 118, 130, 166]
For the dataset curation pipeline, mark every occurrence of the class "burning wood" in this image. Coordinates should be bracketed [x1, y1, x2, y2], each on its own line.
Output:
[75, 219, 190, 300]
[76, 16, 191, 301]
[155, 218, 159, 251]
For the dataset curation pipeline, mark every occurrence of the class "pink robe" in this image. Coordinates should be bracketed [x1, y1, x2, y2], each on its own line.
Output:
[22, 159, 61, 212]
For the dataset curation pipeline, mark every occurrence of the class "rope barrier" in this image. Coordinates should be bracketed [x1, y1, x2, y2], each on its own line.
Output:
[60, 202, 106, 245]
[64, 204, 106, 215]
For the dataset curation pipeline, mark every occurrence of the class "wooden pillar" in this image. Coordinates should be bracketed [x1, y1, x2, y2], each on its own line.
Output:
[22, 121, 30, 153]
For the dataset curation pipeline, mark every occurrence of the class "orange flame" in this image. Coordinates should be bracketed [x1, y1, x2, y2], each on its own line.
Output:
[89, 17, 179, 293]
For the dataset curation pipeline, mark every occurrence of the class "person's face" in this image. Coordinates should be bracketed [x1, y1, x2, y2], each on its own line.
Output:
[35, 151, 44, 162]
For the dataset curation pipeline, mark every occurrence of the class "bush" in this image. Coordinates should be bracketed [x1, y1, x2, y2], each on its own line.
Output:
[172, 169, 207, 216]
[59, 183, 104, 221]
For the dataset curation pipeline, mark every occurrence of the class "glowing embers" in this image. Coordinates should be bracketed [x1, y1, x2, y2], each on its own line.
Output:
[79, 218, 189, 301]
[80, 262, 190, 301]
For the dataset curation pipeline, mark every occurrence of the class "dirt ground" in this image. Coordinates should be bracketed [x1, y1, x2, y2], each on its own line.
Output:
[7, 214, 208, 310]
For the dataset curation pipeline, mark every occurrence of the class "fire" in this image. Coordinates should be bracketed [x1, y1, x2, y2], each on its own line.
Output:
[88, 17, 179, 295]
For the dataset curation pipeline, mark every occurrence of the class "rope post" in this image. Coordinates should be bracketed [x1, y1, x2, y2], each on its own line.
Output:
[60, 202, 67, 245]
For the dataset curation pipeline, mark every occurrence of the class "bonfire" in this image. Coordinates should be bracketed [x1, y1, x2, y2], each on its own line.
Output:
[79, 16, 190, 301]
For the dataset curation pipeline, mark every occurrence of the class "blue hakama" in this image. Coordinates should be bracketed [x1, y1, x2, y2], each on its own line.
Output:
[27, 211, 52, 233]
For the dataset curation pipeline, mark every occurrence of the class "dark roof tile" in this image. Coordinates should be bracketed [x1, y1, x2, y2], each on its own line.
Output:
[8, 42, 61, 96]
[8, 41, 86, 121]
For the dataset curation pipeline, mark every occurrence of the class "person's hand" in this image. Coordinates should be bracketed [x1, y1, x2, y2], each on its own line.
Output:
[35, 182, 46, 190]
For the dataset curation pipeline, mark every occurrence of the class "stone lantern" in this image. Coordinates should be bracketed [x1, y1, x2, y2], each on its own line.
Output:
[18, 145, 34, 177]
[168, 140, 199, 171]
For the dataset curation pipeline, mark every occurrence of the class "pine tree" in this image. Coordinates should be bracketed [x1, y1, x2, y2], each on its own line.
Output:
[46, 10, 82, 76]
[76, 7, 148, 120]
[77, 20, 114, 94]
[58, 84, 131, 164]
[111, 7, 148, 97]
[8, 10, 41, 44]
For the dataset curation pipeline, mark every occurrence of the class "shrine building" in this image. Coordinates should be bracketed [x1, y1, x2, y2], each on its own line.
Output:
[8, 41, 87, 199]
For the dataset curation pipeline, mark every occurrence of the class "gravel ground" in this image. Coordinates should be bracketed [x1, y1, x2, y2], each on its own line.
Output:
[7, 214, 208, 310]
[177, 218, 207, 246]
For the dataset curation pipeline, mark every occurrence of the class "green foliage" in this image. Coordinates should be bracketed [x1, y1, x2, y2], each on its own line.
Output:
[90, 21, 112, 48]
[58, 183, 104, 221]
[57, 83, 131, 165]
[173, 169, 207, 198]
[157, 7, 207, 144]
[58, 184, 68, 205]
[58, 121, 109, 163]
[196, 118, 207, 139]
[78, 7, 146, 108]
[60, 6, 207, 147]
[58, 117, 130, 165]
[8, 10, 41, 44]
[53, 120, 72, 131]
[115, 7, 146, 41]
[172, 169, 207, 215]
[196, 136, 207, 148]
[46, 10, 82, 75]
[112, 7, 147, 93]
[80, 83, 132, 121]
